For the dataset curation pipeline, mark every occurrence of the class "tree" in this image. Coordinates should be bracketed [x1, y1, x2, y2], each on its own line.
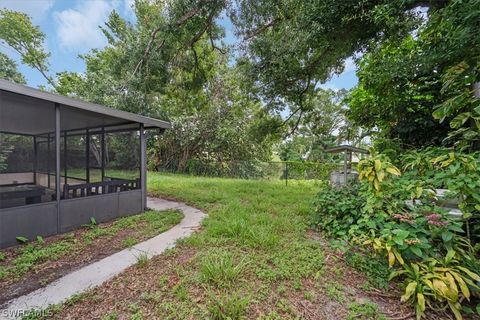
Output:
[426, 0, 480, 150]
[277, 88, 368, 162]
[230, 0, 435, 132]
[0, 53, 26, 84]
[48, 1, 276, 171]
[3, 0, 477, 157]
[348, 36, 452, 148]
[348, 0, 480, 150]
[150, 56, 275, 171]
[0, 9, 54, 88]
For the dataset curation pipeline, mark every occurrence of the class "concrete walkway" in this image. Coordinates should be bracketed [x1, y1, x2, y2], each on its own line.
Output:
[0, 198, 206, 320]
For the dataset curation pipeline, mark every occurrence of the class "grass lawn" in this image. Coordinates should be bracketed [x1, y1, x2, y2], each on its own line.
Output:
[63, 168, 139, 182]
[38, 173, 410, 320]
[0, 209, 183, 305]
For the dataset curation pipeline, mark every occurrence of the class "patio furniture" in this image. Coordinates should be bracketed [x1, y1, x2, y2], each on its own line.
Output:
[63, 179, 140, 199]
[0, 185, 46, 207]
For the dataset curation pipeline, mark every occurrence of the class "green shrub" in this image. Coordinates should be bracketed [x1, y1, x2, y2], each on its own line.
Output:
[401, 148, 480, 241]
[389, 253, 480, 320]
[367, 206, 464, 265]
[311, 181, 365, 239]
[344, 250, 390, 289]
[312, 148, 480, 319]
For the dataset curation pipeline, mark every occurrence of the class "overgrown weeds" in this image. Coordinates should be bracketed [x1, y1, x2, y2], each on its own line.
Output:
[0, 210, 182, 283]
[199, 250, 249, 287]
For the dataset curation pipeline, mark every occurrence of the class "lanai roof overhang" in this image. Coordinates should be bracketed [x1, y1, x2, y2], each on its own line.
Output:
[0, 79, 171, 136]
[0, 79, 171, 249]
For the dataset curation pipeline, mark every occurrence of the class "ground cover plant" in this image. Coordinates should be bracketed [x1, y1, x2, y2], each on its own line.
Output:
[25, 173, 413, 319]
[312, 148, 480, 319]
[0, 209, 183, 305]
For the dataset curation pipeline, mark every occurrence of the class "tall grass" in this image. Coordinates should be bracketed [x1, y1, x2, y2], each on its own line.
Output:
[38, 174, 325, 319]
[145, 173, 325, 318]
[199, 250, 249, 287]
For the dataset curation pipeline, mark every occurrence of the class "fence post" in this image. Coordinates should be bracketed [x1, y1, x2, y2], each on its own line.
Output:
[285, 162, 288, 186]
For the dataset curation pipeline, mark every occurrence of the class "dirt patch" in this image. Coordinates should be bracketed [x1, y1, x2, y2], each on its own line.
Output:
[46, 239, 415, 320]
[48, 246, 198, 320]
[0, 210, 183, 306]
[245, 239, 414, 320]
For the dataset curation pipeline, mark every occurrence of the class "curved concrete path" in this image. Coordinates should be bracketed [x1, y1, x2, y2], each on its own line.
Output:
[0, 197, 206, 320]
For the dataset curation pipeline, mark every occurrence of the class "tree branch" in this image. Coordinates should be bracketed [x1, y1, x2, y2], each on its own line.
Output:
[279, 73, 312, 137]
[285, 109, 304, 138]
[130, 0, 215, 81]
[130, 27, 164, 79]
[209, 31, 226, 54]
[5, 39, 57, 90]
[189, 9, 216, 47]
[243, 19, 277, 40]
[281, 106, 301, 127]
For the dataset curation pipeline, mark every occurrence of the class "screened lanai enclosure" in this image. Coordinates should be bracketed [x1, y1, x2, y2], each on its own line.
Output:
[0, 79, 170, 248]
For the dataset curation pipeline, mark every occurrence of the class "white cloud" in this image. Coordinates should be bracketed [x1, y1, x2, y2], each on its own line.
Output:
[0, 0, 54, 23]
[319, 83, 340, 92]
[54, 1, 115, 52]
[343, 57, 356, 73]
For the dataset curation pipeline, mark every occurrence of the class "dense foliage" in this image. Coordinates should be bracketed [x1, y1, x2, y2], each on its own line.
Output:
[0, 3, 278, 172]
[232, 0, 425, 130]
[2, 0, 470, 155]
[312, 148, 480, 319]
[2, 2, 480, 317]
[0, 52, 25, 84]
[349, 0, 480, 150]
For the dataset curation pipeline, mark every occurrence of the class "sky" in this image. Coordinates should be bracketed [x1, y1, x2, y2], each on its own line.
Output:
[0, 0, 358, 90]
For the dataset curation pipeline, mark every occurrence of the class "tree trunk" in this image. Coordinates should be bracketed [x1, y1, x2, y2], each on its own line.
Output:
[177, 149, 190, 172]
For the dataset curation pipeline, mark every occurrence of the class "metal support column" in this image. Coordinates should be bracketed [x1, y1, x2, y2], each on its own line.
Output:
[33, 136, 37, 184]
[55, 104, 61, 233]
[47, 133, 50, 188]
[140, 124, 147, 211]
[86, 129, 90, 183]
[64, 131, 67, 184]
[101, 127, 106, 182]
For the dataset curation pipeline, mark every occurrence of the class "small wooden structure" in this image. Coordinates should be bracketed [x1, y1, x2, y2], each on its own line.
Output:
[324, 145, 369, 185]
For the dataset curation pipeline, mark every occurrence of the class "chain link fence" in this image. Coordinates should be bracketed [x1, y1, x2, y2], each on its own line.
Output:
[156, 159, 341, 184]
